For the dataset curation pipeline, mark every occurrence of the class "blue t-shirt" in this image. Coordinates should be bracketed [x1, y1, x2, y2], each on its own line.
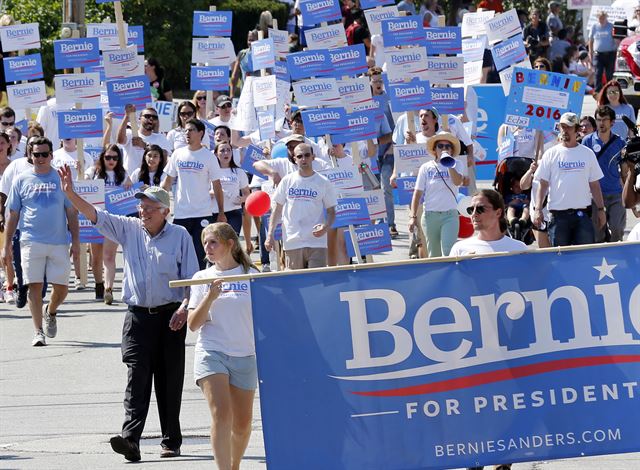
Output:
[7, 168, 72, 245]
[581, 132, 625, 195]
[609, 103, 636, 140]
[589, 22, 616, 53]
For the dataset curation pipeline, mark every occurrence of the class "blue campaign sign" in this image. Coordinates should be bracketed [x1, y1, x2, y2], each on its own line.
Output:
[431, 87, 465, 114]
[241, 144, 267, 178]
[286, 49, 332, 80]
[57, 109, 104, 139]
[393, 176, 416, 205]
[106, 75, 151, 110]
[85, 59, 105, 82]
[193, 11, 233, 37]
[84, 145, 103, 163]
[425, 27, 462, 55]
[299, 0, 342, 26]
[128, 26, 144, 53]
[274, 60, 290, 82]
[388, 80, 432, 113]
[53, 38, 100, 70]
[332, 197, 370, 228]
[301, 107, 348, 137]
[360, 0, 394, 8]
[3, 53, 43, 82]
[491, 35, 527, 72]
[105, 182, 144, 216]
[250, 38, 275, 71]
[469, 84, 507, 180]
[344, 223, 392, 256]
[381, 16, 425, 48]
[331, 109, 378, 144]
[328, 44, 368, 77]
[261, 211, 282, 241]
[190, 66, 229, 91]
[79, 215, 104, 244]
[250, 244, 640, 469]
[504, 68, 586, 132]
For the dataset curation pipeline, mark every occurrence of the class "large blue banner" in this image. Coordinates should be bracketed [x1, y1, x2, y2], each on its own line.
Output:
[250, 244, 640, 469]
[469, 84, 507, 181]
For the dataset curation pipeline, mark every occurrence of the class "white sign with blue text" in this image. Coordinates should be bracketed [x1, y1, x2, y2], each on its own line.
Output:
[54, 73, 101, 105]
[293, 77, 341, 107]
[191, 38, 236, 65]
[7, 81, 47, 110]
[0, 23, 40, 52]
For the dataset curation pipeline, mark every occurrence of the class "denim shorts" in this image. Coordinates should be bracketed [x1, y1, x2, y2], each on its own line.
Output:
[194, 349, 258, 391]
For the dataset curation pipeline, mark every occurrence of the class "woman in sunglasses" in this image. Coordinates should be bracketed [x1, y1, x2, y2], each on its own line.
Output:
[167, 101, 210, 151]
[409, 133, 466, 258]
[596, 80, 636, 139]
[192, 90, 217, 120]
[450, 189, 528, 256]
[130, 144, 167, 189]
[86, 145, 132, 305]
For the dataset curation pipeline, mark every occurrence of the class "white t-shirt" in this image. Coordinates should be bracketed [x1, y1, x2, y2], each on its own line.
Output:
[0, 157, 33, 218]
[415, 160, 461, 211]
[263, 157, 330, 179]
[535, 144, 604, 210]
[188, 264, 259, 357]
[36, 97, 70, 147]
[627, 222, 640, 241]
[449, 235, 528, 256]
[86, 168, 129, 190]
[121, 129, 172, 177]
[273, 171, 338, 250]
[213, 167, 249, 213]
[130, 168, 166, 186]
[167, 126, 211, 151]
[393, 113, 472, 147]
[52, 148, 94, 180]
[165, 146, 222, 218]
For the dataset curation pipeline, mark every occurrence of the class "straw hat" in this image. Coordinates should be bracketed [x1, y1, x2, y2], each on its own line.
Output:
[427, 132, 461, 157]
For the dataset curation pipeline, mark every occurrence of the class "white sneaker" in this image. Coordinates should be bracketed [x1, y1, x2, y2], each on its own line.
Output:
[5, 289, 16, 304]
[261, 264, 271, 273]
[43, 304, 57, 338]
[32, 329, 46, 346]
[74, 277, 86, 291]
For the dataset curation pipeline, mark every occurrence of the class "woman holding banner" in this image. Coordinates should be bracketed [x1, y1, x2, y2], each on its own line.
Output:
[130, 144, 167, 188]
[409, 133, 465, 258]
[87, 145, 132, 304]
[187, 222, 258, 470]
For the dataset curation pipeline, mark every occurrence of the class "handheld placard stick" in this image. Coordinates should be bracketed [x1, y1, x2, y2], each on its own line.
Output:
[14, 22, 32, 121]
[206, 6, 216, 118]
[437, 15, 450, 133]
[113, 0, 139, 137]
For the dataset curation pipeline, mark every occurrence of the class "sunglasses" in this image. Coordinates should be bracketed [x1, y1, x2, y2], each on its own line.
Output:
[466, 204, 488, 215]
[217, 103, 232, 109]
[32, 151, 50, 159]
[436, 143, 453, 150]
[1, 121, 14, 126]
[179, 111, 194, 117]
[104, 154, 119, 161]
[142, 114, 158, 120]
[196, 96, 206, 101]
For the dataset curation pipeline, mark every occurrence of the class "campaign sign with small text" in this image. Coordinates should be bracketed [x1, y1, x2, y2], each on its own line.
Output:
[394, 145, 431, 174]
[293, 78, 341, 107]
[386, 47, 430, 83]
[461, 10, 495, 37]
[431, 87, 465, 114]
[336, 77, 372, 110]
[7, 81, 47, 110]
[191, 38, 236, 65]
[0, 23, 40, 53]
[287, 49, 332, 80]
[320, 166, 363, 196]
[251, 244, 640, 469]
[344, 223, 392, 256]
[128, 26, 144, 53]
[462, 37, 487, 63]
[251, 38, 276, 71]
[302, 107, 348, 137]
[57, 109, 104, 139]
[54, 73, 101, 105]
[505, 68, 586, 132]
[364, 188, 386, 220]
[388, 80, 432, 113]
[252, 75, 277, 107]
[485, 9, 522, 44]
[257, 110, 276, 141]
[381, 16, 425, 48]
[331, 110, 378, 144]
[425, 27, 462, 55]
[86, 23, 128, 51]
[364, 6, 400, 37]
[332, 197, 370, 228]
[193, 11, 233, 37]
[190, 66, 229, 91]
[241, 144, 267, 178]
[106, 75, 152, 110]
[491, 35, 527, 72]
[152, 100, 176, 133]
[3, 54, 43, 83]
[75, 180, 105, 244]
[105, 182, 144, 216]
[305, 23, 348, 50]
[269, 29, 289, 58]
[394, 176, 416, 205]
[328, 44, 368, 78]
[103, 45, 144, 79]
[299, 0, 343, 26]
[54, 38, 100, 69]
[425, 57, 464, 84]
[274, 61, 290, 83]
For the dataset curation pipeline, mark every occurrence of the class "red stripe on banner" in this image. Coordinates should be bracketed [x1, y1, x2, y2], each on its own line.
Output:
[477, 160, 497, 165]
[351, 355, 640, 397]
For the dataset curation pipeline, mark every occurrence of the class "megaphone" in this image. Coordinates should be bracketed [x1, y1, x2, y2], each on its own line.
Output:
[440, 151, 456, 168]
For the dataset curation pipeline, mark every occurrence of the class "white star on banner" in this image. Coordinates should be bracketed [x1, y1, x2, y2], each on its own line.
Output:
[593, 258, 617, 281]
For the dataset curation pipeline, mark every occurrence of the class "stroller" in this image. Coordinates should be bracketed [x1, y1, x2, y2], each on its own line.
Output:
[493, 157, 536, 245]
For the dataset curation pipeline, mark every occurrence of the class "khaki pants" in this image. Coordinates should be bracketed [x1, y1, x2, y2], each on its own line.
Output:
[284, 248, 327, 270]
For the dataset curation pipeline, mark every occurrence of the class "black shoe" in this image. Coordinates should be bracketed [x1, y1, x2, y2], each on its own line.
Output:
[16, 285, 28, 309]
[95, 282, 104, 300]
[110, 435, 140, 462]
[160, 445, 181, 458]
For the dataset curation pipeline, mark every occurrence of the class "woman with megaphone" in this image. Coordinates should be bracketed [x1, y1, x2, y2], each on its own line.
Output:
[409, 133, 465, 257]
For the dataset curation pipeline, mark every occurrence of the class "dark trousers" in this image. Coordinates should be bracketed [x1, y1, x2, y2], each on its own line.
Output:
[11, 231, 23, 288]
[594, 51, 616, 92]
[173, 216, 215, 270]
[216, 209, 243, 235]
[549, 209, 595, 246]
[121, 306, 186, 449]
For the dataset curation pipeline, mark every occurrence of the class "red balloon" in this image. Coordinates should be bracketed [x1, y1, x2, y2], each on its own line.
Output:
[458, 215, 474, 238]
[245, 191, 271, 216]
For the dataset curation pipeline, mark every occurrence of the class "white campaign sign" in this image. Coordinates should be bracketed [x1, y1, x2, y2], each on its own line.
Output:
[75, 179, 105, 207]
[522, 86, 570, 109]
[152, 100, 177, 133]
[87, 23, 129, 51]
[54, 73, 101, 105]
[293, 78, 341, 107]
[364, 6, 400, 37]
[269, 29, 289, 58]
[0, 23, 40, 52]
[461, 11, 495, 38]
[393, 144, 432, 174]
[364, 189, 386, 220]
[230, 76, 257, 132]
[252, 75, 277, 107]
[276, 79, 292, 121]
[426, 57, 464, 84]
[586, 6, 628, 30]
[462, 36, 487, 63]
[499, 60, 532, 96]
[464, 60, 483, 86]
[7, 81, 47, 110]
[305, 23, 348, 50]
[336, 77, 372, 111]
[191, 38, 236, 65]
[485, 9, 522, 44]
[103, 45, 144, 79]
[386, 46, 430, 83]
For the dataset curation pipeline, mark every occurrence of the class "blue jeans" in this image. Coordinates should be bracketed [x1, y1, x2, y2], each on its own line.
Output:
[377, 154, 395, 227]
[549, 209, 595, 246]
[421, 209, 459, 257]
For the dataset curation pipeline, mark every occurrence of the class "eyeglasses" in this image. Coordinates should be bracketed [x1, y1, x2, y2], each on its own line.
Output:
[217, 103, 232, 109]
[137, 204, 162, 212]
[196, 96, 206, 101]
[104, 154, 119, 161]
[179, 111, 194, 118]
[1, 121, 14, 126]
[466, 204, 488, 215]
[141, 114, 158, 120]
[295, 152, 313, 159]
[436, 143, 453, 150]
[607, 89, 620, 95]
[32, 151, 51, 159]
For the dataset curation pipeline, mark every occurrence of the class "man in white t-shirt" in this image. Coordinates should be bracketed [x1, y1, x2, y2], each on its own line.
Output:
[52, 139, 94, 181]
[117, 104, 171, 176]
[208, 95, 233, 128]
[162, 119, 225, 269]
[533, 112, 606, 246]
[266, 143, 337, 269]
[450, 189, 528, 256]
